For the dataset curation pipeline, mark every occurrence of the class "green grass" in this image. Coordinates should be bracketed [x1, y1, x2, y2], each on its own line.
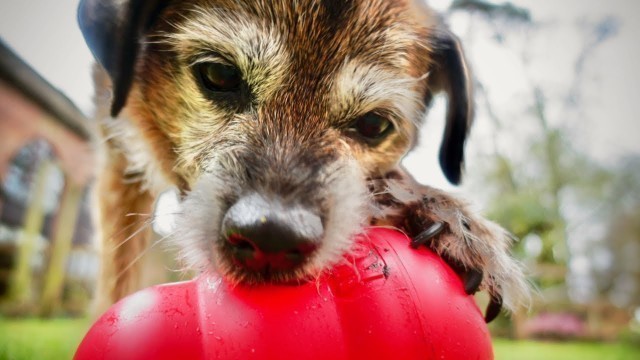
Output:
[493, 338, 640, 360]
[0, 318, 639, 359]
[0, 318, 90, 360]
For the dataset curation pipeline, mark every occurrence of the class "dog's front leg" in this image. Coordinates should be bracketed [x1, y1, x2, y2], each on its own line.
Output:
[369, 169, 528, 322]
[94, 148, 155, 312]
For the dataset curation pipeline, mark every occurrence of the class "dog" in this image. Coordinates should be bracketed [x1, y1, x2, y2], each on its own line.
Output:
[78, 0, 528, 322]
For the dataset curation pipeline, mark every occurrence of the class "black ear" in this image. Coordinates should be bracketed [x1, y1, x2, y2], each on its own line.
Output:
[77, 0, 168, 117]
[427, 30, 473, 185]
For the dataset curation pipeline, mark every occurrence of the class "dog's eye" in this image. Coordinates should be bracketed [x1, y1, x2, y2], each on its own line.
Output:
[351, 113, 394, 140]
[196, 62, 242, 92]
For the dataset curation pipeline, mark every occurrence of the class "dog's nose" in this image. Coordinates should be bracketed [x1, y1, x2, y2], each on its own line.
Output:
[221, 194, 323, 272]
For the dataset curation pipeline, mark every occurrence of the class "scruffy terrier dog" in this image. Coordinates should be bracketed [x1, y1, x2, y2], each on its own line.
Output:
[78, 0, 527, 321]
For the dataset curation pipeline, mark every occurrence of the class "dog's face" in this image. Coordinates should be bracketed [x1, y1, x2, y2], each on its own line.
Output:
[79, 0, 472, 283]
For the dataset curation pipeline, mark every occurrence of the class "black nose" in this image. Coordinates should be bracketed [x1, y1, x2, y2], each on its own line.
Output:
[221, 194, 323, 272]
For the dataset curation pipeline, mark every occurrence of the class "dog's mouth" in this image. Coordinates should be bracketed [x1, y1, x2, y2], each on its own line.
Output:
[218, 241, 316, 284]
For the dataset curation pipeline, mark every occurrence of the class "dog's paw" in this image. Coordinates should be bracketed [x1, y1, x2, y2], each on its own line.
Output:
[369, 173, 529, 322]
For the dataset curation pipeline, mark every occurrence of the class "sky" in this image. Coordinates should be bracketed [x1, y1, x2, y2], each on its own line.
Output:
[0, 1, 95, 112]
[0, 0, 639, 192]
[419, 0, 640, 188]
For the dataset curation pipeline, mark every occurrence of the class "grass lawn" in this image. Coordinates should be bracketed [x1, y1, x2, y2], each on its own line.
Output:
[0, 318, 90, 360]
[493, 338, 640, 360]
[0, 318, 639, 359]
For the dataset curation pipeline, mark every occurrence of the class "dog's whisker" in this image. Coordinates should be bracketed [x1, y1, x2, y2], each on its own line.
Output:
[115, 230, 178, 281]
[150, 211, 184, 217]
[124, 212, 152, 218]
[106, 217, 152, 243]
[110, 210, 184, 251]
[111, 219, 154, 251]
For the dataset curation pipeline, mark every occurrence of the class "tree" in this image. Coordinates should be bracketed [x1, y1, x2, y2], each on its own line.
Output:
[443, 0, 637, 338]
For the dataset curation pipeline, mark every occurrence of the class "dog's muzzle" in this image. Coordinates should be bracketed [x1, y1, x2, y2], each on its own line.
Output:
[221, 193, 323, 272]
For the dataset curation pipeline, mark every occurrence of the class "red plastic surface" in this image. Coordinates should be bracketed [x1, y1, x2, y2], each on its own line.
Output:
[75, 228, 493, 360]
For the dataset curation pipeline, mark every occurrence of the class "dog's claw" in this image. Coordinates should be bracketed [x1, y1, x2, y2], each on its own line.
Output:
[410, 221, 445, 248]
[407, 219, 504, 323]
[462, 268, 483, 295]
[484, 295, 503, 323]
[410, 222, 483, 294]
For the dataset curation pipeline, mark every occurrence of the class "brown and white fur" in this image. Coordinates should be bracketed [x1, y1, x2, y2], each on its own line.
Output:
[78, 0, 528, 321]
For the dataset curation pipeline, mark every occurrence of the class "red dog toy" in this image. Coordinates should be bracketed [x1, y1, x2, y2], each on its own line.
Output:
[75, 228, 493, 359]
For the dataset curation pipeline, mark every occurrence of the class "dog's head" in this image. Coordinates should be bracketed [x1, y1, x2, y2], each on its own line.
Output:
[79, 0, 473, 282]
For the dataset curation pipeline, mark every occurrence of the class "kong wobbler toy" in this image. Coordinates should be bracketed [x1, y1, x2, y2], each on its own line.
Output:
[75, 228, 493, 360]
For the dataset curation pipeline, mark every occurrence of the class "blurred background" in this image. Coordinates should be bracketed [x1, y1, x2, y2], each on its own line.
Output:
[0, 0, 639, 359]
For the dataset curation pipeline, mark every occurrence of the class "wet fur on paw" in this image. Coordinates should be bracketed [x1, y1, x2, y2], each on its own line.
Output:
[369, 169, 530, 312]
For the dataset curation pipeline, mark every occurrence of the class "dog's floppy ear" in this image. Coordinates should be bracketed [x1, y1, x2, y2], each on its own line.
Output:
[77, 0, 168, 117]
[427, 30, 473, 185]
